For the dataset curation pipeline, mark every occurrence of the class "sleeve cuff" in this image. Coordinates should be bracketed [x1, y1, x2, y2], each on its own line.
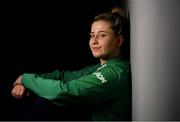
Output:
[21, 73, 34, 86]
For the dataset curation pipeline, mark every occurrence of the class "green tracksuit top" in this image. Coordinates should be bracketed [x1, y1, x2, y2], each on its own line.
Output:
[21, 56, 131, 121]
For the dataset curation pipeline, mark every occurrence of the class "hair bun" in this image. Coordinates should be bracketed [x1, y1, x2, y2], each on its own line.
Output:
[111, 7, 126, 18]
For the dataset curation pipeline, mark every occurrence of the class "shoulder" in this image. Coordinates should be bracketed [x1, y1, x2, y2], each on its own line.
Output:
[99, 60, 129, 82]
[107, 59, 129, 73]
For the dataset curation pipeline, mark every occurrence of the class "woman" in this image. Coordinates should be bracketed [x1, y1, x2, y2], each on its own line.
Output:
[11, 7, 131, 121]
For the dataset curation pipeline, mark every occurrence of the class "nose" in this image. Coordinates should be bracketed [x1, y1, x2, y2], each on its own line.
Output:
[91, 36, 98, 45]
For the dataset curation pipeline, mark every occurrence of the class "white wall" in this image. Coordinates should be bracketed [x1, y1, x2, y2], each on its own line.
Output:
[130, 0, 180, 120]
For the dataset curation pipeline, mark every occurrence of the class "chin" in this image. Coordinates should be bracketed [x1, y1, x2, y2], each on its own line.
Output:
[92, 52, 105, 58]
[92, 54, 101, 58]
[93, 55, 100, 58]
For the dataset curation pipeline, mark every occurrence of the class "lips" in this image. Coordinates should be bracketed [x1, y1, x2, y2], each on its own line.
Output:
[92, 47, 101, 51]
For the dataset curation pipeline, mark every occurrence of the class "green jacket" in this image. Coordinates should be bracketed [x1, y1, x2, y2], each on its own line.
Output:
[21, 56, 131, 121]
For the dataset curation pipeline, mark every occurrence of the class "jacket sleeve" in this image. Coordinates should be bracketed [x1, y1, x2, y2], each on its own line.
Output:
[21, 66, 125, 106]
[34, 64, 99, 82]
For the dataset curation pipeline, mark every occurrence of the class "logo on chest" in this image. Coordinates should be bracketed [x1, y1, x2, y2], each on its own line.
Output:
[93, 72, 107, 83]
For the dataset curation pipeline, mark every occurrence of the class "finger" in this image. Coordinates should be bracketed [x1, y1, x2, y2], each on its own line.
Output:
[16, 86, 23, 99]
[14, 86, 20, 99]
[16, 87, 21, 99]
[11, 87, 15, 97]
[19, 87, 25, 99]
[11, 86, 18, 97]
[12, 85, 22, 99]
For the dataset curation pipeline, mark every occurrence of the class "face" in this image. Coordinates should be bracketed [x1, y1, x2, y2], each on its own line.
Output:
[89, 20, 122, 60]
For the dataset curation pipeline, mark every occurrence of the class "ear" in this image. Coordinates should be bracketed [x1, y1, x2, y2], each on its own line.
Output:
[116, 36, 124, 47]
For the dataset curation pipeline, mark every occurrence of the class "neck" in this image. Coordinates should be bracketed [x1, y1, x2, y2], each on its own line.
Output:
[100, 55, 119, 65]
[100, 59, 107, 65]
[100, 51, 120, 65]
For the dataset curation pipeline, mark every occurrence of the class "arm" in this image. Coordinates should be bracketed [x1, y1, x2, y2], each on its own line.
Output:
[11, 64, 99, 99]
[21, 65, 127, 105]
[35, 64, 99, 82]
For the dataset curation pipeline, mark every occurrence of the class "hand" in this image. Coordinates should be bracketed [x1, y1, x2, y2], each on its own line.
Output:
[11, 84, 26, 99]
[13, 75, 22, 86]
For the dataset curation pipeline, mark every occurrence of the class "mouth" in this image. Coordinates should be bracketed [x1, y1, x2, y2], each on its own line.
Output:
[92, 47, 101, 51]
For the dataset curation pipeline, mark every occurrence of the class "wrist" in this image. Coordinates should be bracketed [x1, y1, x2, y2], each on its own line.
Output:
[13, 76, 23, 86]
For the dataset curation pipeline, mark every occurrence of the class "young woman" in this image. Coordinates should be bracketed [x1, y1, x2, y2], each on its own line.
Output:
[11, 7, 131, 121]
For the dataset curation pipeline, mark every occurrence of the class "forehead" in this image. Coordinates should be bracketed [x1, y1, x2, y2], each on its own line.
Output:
[91, 20, 112, 32]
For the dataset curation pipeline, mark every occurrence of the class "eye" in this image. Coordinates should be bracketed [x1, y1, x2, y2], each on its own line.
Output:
[90, 34, 95, 39]
[98, 33, 106, 39]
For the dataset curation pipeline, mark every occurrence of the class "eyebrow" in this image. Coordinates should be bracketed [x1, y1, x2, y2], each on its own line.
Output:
[90, 31, 108, 34]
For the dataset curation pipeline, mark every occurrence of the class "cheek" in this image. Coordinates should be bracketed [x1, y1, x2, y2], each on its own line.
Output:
[89, 41, 92, 49]
[104, 40, 117, 51]
[103, 40, 112, 49]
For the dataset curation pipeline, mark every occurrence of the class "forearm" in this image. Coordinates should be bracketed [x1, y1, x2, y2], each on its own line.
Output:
[36, 70, 63, 80]
[21, 73, 63, 100]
